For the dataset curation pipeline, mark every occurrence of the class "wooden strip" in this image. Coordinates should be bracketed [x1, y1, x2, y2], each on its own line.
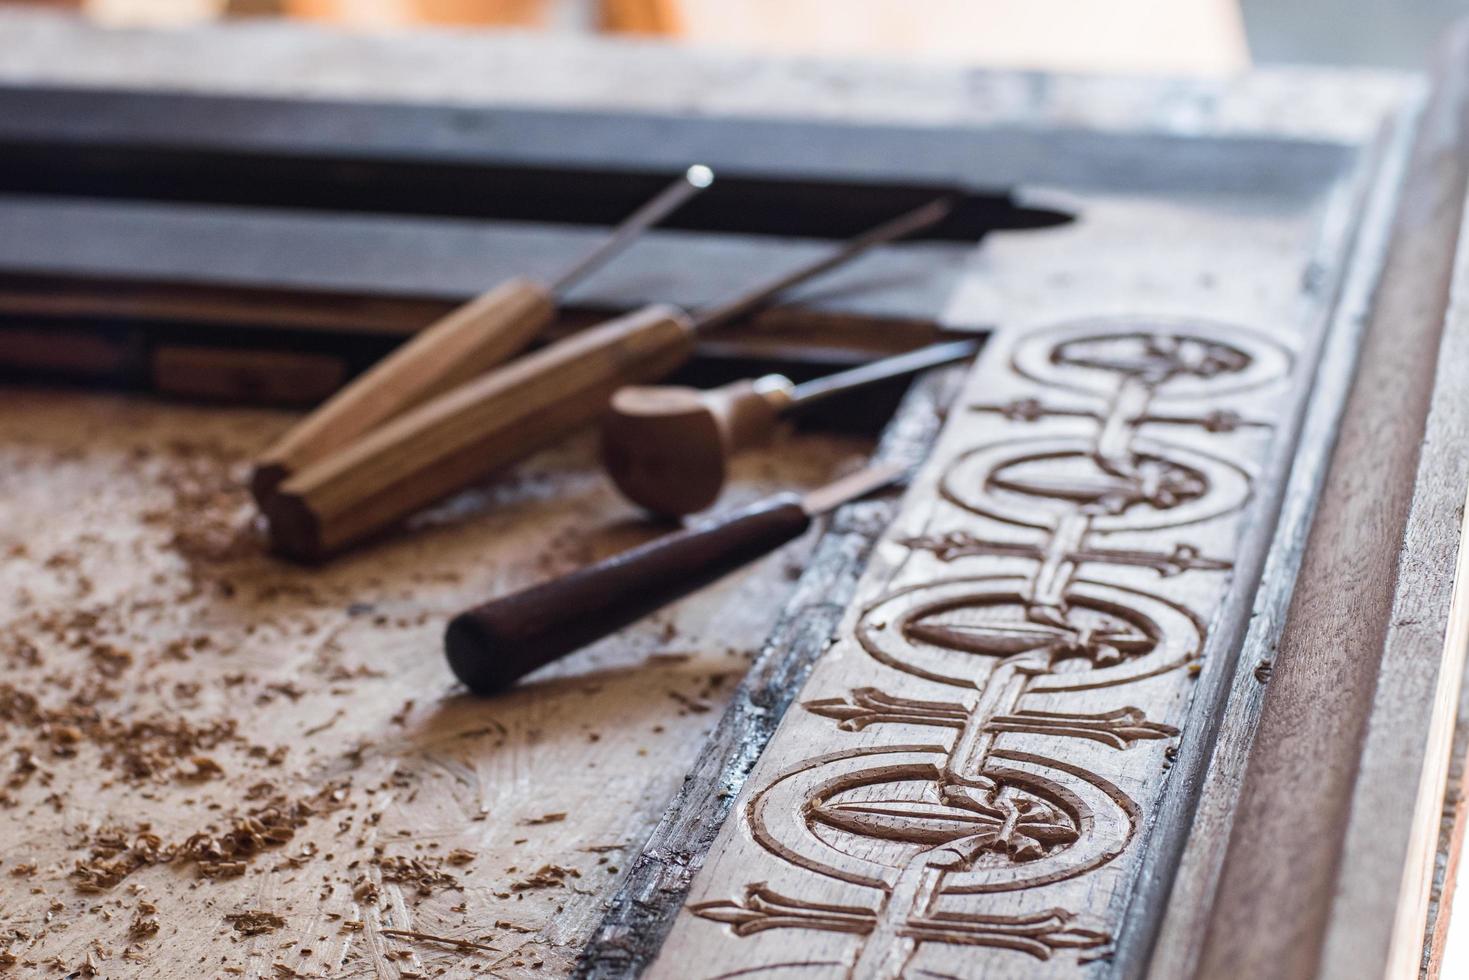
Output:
[0, 82, 1354, 199]
[570, 86, 1391, 973]
[0, 272, 455, 335]
[644, 316, 1314, 977]
[0, 323, 141, 377]
[0, 196, 970, 338]
[1191, 26, 1469, 979]
[1319, 173, 1469, 980]
[1424, 729, 1469, 979]
[1135, 100, 1421, 980]
[150, 345, 348, 405]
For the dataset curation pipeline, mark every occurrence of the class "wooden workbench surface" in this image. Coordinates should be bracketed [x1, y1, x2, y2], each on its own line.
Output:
[0, 390, 870, 977]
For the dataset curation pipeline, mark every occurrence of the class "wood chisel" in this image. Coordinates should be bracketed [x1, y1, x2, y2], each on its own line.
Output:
[601, 337, 979, 516]
[249, 164, 715, 502]
[262, 197, 952, 561]
[443, 461, 905, 693]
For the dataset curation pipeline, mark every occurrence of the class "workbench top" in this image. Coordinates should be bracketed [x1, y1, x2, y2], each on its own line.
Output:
[0, 11, 1433, 980]
[0, 389, 870, 976]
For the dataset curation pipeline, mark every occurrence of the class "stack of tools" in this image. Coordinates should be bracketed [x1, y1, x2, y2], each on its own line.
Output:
[251, 165, 957, 562]
[440, 342, 981, 692]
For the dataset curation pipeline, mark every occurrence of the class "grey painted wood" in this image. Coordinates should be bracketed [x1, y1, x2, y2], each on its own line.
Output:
[575, 76, 1407, 980]
[0, 8, 1407, 147]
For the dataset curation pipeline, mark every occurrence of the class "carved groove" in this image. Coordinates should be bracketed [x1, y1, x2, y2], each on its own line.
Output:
[682, 319, 1290, 978]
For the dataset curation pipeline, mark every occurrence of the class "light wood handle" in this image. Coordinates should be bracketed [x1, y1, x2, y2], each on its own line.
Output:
[445, 494, 808, 694]
[264, 304, 696, 561]
[250, 277, 554, 501]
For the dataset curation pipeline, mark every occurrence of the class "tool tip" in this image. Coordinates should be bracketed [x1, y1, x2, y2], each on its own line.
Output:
[685, 164, 715, 189]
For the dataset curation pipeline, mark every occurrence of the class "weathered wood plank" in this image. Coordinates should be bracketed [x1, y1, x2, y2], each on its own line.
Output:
[0, 12, 1427, 979]
[1317, 42, 1469, 978]
[1187, 24, 1469, 980]
[1136, 97, 1422, 980]
[0, 388, 875, 978]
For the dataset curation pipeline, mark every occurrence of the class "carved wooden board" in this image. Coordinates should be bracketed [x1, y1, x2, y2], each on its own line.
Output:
[633, 155, 1392, 975]
[651, 322, 1287, 978]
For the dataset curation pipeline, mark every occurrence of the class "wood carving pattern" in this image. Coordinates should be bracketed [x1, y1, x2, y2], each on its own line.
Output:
[675, 319, 1294, 979]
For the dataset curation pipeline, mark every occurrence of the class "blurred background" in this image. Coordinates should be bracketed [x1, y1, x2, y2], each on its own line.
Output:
[5, 0, 1466, 74]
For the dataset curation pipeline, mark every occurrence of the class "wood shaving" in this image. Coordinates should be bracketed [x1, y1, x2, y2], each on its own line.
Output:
[373, 855, 459, 896]
[129, 902, 160, 940]
[224, 910, 287, 936]
[520, 813, 566, 826]
[379, 928, 498, 953]
[509, 864, 580, 892]
[71, 784, 344, 891]
[0, 681, 241, 784]
[184, 800, 315, 879]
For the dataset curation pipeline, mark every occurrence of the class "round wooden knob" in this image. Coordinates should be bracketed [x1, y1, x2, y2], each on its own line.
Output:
[600, 376, 794, 517]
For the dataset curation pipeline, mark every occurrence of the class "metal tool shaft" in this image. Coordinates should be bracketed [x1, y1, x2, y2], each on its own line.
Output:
[791, 338, 981, 408]
[691, 196, 954, 332]
[550, 164, 715, 294]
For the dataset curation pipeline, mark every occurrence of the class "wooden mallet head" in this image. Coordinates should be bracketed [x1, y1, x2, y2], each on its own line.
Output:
[600, 376, 796, 517]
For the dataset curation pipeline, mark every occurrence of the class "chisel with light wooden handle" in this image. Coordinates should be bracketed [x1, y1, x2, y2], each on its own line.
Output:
[248, 165, 714, 502]
[261, 198, 952, 561]
[443, 462, 904, 693]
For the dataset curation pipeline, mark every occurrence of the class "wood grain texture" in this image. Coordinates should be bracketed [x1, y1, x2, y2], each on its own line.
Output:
[0, 386, 874, 978]
[1135, 105, 1421, 980]
[0, 12, 1427, 978]
[251, 277, 555, 498]
[649, 321, 1301, 979]
[1188, 25, 1469, 980]
[600, 377, 793, 517]
[446, 495, 813, 694]
[1424, 727, 1469, 978]
[578, 366, 959, 980]
[264, 307, 695, 560]
[1317, 28, 1469, 973]
[151, 345, 350, 407]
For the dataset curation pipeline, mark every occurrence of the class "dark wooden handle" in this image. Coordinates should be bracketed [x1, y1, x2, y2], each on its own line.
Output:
[445, 495, 810, 694]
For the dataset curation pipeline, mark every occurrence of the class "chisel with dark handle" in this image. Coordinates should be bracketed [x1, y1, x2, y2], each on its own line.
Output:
[443, 462, 904, 693]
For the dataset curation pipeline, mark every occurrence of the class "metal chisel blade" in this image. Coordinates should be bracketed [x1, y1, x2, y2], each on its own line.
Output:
[801, 461, 907, 516]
